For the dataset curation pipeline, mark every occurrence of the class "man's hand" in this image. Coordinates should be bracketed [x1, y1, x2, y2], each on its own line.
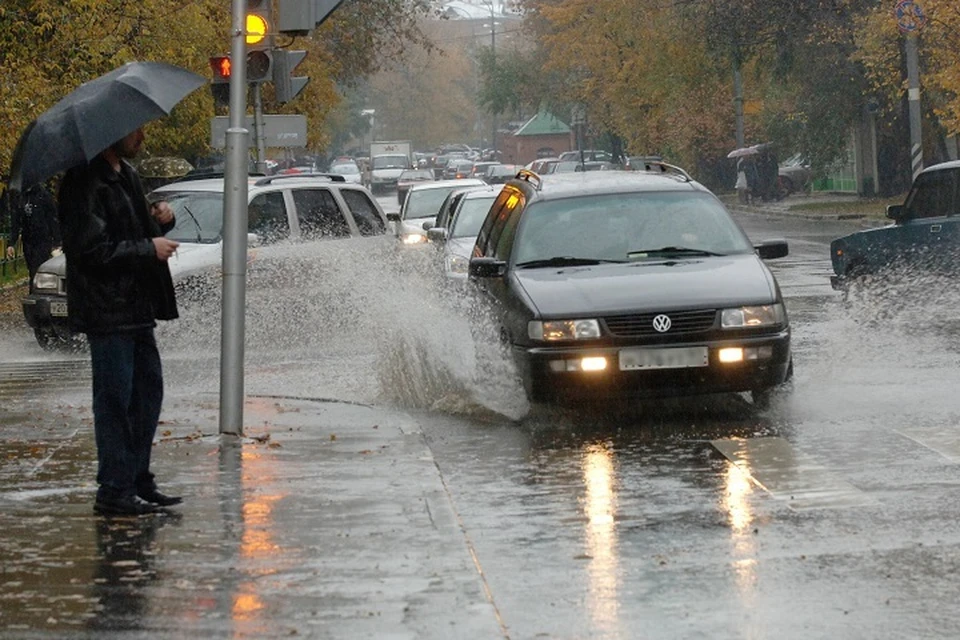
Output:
[152, 237, 179, 261]
[151, 201, 174, 225]
[5, 246, 13, 259]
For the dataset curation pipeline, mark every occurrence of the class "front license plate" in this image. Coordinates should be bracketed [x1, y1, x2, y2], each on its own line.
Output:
[619, 346, 708, 371]
[50, 301, 68, 317]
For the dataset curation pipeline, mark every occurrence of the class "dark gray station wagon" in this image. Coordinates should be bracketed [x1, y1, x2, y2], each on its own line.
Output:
[468, 167, 793, 405]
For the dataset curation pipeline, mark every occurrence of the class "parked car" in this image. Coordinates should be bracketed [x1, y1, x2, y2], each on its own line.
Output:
[427, 187, 500, 280]
[22, 174, 388, 348]
[778, 153, 813, 195]
[467, 168, 792, 405]
[396, 169, 435, 206]
[830, 160, 960, 289]
[385, 178, 486, 245]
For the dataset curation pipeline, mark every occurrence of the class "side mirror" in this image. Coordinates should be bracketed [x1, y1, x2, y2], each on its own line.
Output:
[427, 228, 447, 244]
[886, 204, 905, 222]
[469, 256, 507, 278]
[247, 232, 261, 248]
[755, 239, 788, 259]
[386, 212, 401, 223]
[421, 219, 435, 231]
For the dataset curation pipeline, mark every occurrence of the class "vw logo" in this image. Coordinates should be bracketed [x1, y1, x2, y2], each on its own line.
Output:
[652, 314, 672, 333]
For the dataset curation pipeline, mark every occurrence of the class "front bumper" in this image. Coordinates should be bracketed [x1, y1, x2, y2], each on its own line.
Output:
[22, 293, 70, 332]
[515, 331, 791, 401]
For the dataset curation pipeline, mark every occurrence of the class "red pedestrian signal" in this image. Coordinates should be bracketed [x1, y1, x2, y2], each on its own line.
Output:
[209, 56, 232, 83]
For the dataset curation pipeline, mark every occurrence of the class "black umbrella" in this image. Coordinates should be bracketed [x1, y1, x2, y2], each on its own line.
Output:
[8, 61, 205, 191]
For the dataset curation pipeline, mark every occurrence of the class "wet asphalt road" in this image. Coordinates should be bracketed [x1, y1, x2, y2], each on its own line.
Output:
[4, 202, 960, 638]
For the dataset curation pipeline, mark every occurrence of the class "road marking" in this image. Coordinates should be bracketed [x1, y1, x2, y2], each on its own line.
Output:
[711, 436, 871, 510]
[895, 428, 960, 462]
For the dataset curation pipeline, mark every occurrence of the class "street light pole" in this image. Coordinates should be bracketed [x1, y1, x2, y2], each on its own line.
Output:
[485, 0, 497, 156]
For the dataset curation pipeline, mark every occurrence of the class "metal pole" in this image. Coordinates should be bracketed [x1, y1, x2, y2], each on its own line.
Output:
[733, 63, 745, 148]
[253, 83, 268, 174]
[219, 0, 250, 436]
[489, 2, 497, 156]
[905, 33, 923, 180]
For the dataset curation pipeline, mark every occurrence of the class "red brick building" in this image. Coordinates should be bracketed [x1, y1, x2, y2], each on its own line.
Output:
[500, 111, 574, 166]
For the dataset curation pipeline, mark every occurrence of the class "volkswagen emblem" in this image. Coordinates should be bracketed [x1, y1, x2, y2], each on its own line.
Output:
[652, 314, 672, 333]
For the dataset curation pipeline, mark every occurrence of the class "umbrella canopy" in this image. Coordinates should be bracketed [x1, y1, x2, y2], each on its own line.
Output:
[8, 61, 205, 191]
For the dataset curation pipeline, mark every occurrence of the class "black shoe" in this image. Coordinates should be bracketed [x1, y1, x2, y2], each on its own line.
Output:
[94, 494, 161, 516]
[138, 489, 183, 507]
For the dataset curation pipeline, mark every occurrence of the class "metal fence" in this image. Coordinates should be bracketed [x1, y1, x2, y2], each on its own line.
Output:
[0, 237, 27, 284]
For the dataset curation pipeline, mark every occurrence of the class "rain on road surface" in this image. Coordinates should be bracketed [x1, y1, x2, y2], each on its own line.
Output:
[2, 199, 960, 638]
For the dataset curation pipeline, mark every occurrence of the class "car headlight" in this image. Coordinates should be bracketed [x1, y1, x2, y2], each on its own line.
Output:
[401, 234, 426, 245]
[721, 303, 785, 328]
[445, 254, 469, 274]
[33, 272, 59, 291]
[528, 319, 601, 341]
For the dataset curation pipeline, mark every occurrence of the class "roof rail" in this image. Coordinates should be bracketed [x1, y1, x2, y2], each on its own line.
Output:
[642, 161, 692, 182]
[514, 169, 543, 190]
[176, 170, 267, 183]
[253, 173, 347, 186]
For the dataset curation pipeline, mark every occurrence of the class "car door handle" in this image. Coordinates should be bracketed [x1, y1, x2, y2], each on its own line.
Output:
[930, 224, 942, 233]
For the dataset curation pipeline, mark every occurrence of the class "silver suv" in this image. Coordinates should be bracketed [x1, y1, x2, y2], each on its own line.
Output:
[22, 173, 388, 348]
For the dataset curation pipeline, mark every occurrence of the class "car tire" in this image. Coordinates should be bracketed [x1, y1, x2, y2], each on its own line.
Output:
[777, 176, 792, 199]
[34, 328, 59, 350]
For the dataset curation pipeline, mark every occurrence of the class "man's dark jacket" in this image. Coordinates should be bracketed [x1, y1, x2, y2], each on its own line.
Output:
[58, 156, 178, 335]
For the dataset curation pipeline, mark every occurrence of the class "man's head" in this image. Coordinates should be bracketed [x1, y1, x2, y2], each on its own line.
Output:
[110, 128, 145, 160]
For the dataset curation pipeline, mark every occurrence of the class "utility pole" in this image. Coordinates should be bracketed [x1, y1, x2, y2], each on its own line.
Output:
[485, 0, 497, 155]
[733, 63, 745, 149]
[895, 0, 927, 180]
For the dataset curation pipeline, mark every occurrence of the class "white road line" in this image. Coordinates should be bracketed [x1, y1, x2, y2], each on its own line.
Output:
[895, 428, 960, 463]
[711, 436, 872, 510]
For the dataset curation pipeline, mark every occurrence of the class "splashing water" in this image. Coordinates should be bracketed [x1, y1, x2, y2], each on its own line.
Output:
[157, 236, 529, 420]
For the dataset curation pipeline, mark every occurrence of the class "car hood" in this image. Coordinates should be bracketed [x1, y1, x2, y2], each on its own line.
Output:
[400, 217, 434, 236]
[515, 253, 777, 316]
[372, 168, 404, 179]
[35, 241, 223, 282]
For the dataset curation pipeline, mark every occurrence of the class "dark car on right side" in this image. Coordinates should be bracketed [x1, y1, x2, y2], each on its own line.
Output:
[830, 160, 960, 288]
[467, 167, 793, 405]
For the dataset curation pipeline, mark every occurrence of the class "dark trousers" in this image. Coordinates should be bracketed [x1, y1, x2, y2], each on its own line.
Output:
[88, 329, 164, 500]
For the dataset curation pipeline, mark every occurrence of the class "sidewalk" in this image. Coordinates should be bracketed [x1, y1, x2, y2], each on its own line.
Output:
[719, 191, 886, 223]
[0, 394, 506, 639]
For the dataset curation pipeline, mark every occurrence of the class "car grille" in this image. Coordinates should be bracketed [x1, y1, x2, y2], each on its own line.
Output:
[603, 309, 717, 337]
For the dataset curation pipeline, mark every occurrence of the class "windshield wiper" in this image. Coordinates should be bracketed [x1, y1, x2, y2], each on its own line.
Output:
[627, 246, 724, 258]
[182, 205, 203, 242]
[515, 256, 626, 269]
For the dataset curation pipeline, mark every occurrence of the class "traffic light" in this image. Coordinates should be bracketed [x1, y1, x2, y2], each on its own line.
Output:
[209, 55, 232, 83]
[272, 49, 309, 103]
[246, 0, 273, 49]
[246, 50, 273, 84]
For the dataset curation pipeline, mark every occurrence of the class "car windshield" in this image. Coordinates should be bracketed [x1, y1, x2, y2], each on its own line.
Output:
[512, 191, 754, 265]
[450, 196, 497, 238]
[372, 155, 408, 169]
[403, 186, 468, 219]
[903, 167, 960, 218]
[157, 191, 224, 244]
[330, 164, 359, 175]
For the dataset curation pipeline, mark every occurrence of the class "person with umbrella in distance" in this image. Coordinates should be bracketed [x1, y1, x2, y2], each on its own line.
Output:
[6, 180, 61, 290]
[8, 61, 205, 516]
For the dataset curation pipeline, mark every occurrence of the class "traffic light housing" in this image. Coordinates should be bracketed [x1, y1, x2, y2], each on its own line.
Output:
[246, 0, 273, 49]
[273, 49, 309, 103]
[246, 50, 273, 83]
[210, 55, 232, 83]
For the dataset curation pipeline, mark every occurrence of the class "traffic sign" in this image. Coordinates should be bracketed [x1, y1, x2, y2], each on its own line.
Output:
[210, 115, 307, 148]
[895, 0, 927, 33]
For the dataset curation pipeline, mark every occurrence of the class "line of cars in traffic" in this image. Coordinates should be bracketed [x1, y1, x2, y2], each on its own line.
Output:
[22, 155, 815, 409]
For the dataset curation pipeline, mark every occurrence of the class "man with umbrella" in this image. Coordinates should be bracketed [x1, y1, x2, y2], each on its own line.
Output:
[9, 62, 205, 516]
[6, 181, 61, 290]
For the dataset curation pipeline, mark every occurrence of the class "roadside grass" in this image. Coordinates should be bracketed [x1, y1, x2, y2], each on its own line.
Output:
[788, 194, 906, 219]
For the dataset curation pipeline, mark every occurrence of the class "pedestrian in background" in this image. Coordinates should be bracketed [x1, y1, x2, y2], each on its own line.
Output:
[58, 126, 183, 516]
[6, 181, 61, 289]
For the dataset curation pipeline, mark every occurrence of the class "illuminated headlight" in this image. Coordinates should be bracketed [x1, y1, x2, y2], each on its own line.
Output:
[401, 234, 426, 245]
[445, 254, 469, 274]
[33, 272, 59, 291]
[721, 303, 785, 328]
[528, 319, 601, 341]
